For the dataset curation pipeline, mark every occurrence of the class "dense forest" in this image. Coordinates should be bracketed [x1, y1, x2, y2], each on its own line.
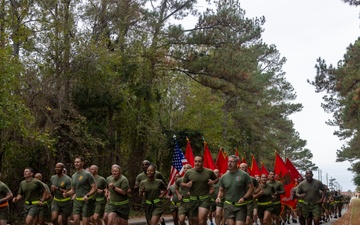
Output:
[0, 0, 318, 218]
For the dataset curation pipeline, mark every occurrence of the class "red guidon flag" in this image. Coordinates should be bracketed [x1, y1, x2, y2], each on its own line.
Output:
[215, 148, 228, 176]
[285, 158, 303, 181]
[185, 137, 195, 167]
[250, 154, 261, 177]
[274, 152, 297, 209]
[203, 141, 215, 170]
[260, 161, 269, 176]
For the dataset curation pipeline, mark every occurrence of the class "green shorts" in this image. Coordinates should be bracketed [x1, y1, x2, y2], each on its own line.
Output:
[178, 201, 190, 216]
[188, 197, 211, 218]
[0, 206, 9, 220]
[257, 203, 275, 219]
[51, 199, 73, 218]
[223, 203, 247, 222]
[302, 203, 321, 219]
[144, 202, 163, 221]
[94, 200, 106, 215]
[170, 201, 180, 212]
[272, 202, 281, 216]
[246, 201, 254, 217]
[73, 199, 95, 218]
[210, 200, 216, 212]
[24, 204, 42, 217]
[39, 201, 51, 219]
[105, 203, 130, 220]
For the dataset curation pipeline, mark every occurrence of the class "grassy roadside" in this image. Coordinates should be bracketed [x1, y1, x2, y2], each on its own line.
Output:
[333, 197, 360, 225]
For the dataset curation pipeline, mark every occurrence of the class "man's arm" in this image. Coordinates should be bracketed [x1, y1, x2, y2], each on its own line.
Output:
[216, 186, 224, 203]
[86, 182, 98, 197]
[64, 187, 75, 198]
[277, 182, 285, 195]
[239, 181, 254, 203]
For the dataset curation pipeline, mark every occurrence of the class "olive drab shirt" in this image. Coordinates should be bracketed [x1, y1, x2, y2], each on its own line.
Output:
[182, 168, 217, 196]
[107, 175, 129, 202]
[296, 179, 326, 204]
[72, 170, 96, 197]
[219, 169, 251, 202]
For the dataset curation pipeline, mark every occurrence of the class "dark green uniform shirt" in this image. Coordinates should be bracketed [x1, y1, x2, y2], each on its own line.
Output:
[182, 168, 217, 196]
[139, 179, 167, 201]
[267, 180, 284, 202]
[107, 175, 129, 202]
[50, 174, 72, 199]
[72, 170, 96, 197]
[219, 169, 251, 202]
[258, 183, 275, 203]
[296, 179, 325, 203]
[19, 179, 45, 201]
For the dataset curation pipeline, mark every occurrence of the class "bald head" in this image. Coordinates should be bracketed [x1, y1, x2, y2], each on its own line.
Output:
[239, 163, 249, 173]
[89, 165, 99, 176]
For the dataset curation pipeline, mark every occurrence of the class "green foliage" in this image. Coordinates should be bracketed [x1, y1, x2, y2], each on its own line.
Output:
[310, 36, 360, 185]
[0, 0, 318, 221]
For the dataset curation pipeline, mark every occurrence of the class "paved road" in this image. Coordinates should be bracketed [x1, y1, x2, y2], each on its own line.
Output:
[128, 209, 348, 225]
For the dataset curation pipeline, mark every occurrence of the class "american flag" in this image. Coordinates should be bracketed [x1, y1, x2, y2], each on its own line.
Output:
[168, 140, 189, 188]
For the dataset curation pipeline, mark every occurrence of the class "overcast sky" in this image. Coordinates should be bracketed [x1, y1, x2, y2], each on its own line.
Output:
[240, 0, 360, 191]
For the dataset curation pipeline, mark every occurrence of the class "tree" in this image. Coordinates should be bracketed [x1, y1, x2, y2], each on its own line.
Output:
[309, 37, 360, 185]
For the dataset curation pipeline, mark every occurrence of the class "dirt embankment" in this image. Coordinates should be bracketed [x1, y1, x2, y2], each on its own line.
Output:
[332, 198, 360, 225]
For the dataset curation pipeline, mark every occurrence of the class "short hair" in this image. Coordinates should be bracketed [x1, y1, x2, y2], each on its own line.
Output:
[147, 164, 156, 170]
[228, 155, 239, 162]
[194, 155, 204, 161]
[56, 162, 65, 169]
[35, 173, 42, 180]
[90, 165, 98, 172]
[75, 156, 85, 162]
[111, 164, 121, 170]
[25, 167, 34, 174]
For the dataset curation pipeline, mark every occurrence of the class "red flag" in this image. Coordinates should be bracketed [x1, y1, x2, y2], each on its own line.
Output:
[241, 156, 247, 164]
[250, 155, 261, 177]
[260, 161, 269, 176]
[203, 141, 215, 170]
[285, 158, 303, 181]
[274, 152, 296, 209]
[168, 140, 189, 188]
[185, 137, 195, 167]
[215, 148, 228, 176]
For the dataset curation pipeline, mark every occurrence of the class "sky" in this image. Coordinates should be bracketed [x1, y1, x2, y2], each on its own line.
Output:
[239, 0, 360, 191]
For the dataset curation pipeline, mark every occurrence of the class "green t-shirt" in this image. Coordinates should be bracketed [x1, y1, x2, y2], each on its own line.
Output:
[175, 177, 190, 198]
[296, 179, 325, 203]
[169, 184, 179, 202]
[0, 182, 11, 199]
[94, 175, 107, 199]
[211, 182, 220, 199]
[72, 170, 96, 197]
[182, 168, 217, 196]
[50, 174, 72, 199]
[267, 180, 284, 202]
[258, 183, 275, 203]
[139, 178, 166, 201]
[107, 175, 129, 202]
[135, 171, 167, 186]
[19, 178, 45, 201]
[219, 169, 251, 202]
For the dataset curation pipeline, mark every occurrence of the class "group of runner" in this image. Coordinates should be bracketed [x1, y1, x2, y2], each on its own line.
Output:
[0, 155, 347, 225]
[167, 155, 346, 225]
